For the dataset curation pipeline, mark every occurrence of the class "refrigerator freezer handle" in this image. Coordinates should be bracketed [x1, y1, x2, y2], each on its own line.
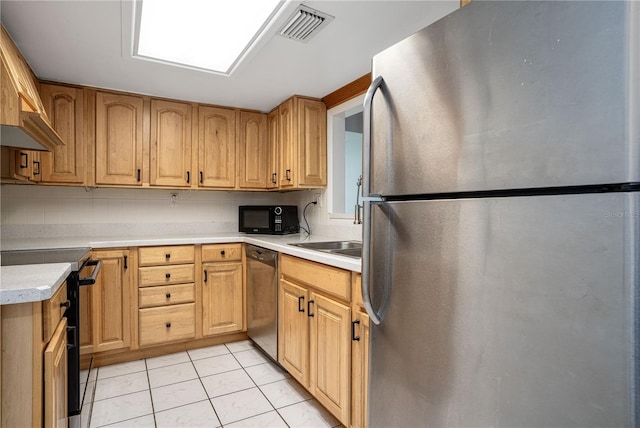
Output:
[363, 76, 384, 198]
[362, 200, 383, 325]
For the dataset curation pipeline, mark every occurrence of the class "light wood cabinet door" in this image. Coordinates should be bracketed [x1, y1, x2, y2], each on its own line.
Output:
[91, 249, 132, 353]
[267, 108, 279, 189]
[79, 285, 93, 354]
[198, 106, 236, 188]
[95, 92, 144, 186]
[298, 98, 327, 187]
[278, 278, 309, 386]
[238, 111, 268, 189]
[150, 99, 192, 187]
[202, 262, 244, 336]
[350, 311, 369, 428]
[309, 292, 351, 425]
[40, 84, 85, 184]
[278, 98, 295, 188]
[44, 317, 68, 428]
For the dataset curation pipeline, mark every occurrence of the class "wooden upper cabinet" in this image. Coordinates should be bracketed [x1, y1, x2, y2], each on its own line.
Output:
[150, 100, 192, 187]
[275, 96, 327, 190]
[298, 98, 327, 187]
[198, 106, 236, 188]
[95, 92, 144, 186]
[278, 98, 295, 189]
[267, 108, 279, 189]
[39, 84, 85, 184]
[238, 111, 268, 189]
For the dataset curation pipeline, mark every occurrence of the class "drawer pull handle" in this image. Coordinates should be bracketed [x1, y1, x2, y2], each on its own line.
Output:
[166, 322, 171, 328]
[220, 250, 226, 256]
[60, 300, 71, 309]
[166, 293, 171, 298]
[298, 295, 305, 313]
[165, 273, 171, 279]
[165, 253, 171, 260]
[307, 299, 315, 317]
[351, 319, 361, 341]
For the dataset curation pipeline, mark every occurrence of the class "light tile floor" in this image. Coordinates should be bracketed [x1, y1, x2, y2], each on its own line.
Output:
[86, 340, 341, 428]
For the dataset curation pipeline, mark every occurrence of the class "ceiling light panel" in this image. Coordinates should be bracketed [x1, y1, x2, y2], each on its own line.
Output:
[135, 0, 282, 74]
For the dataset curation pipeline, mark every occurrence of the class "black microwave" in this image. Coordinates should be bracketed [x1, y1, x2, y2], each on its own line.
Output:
[239, 205, 300, 234]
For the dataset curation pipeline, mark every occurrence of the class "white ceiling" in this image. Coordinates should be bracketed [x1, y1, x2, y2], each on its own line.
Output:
[1, 0, 458, 112]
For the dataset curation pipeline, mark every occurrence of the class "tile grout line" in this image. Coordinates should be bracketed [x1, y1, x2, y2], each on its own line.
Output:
[228, 343, 292, 428]
[144, 358, 159, 428]
[188, 348, 225, 427]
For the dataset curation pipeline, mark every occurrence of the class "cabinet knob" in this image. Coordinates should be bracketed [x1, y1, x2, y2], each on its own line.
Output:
[220, 250, 225, 256]
[60, 300, 71, 309]
[166, 293, 171, 299]
[165, 253, 171, 259]
[166, 322, 171, 328]
[165, 273, 171, 279]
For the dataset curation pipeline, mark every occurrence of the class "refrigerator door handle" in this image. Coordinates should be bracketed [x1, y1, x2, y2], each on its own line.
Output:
[362, 200, 384, 325]
[363, 75, 384, 198]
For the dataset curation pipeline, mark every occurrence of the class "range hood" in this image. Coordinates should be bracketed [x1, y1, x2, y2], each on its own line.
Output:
[1, 25, 64, 151]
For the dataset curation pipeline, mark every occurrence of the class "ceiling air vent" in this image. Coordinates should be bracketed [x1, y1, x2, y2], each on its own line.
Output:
[278, 5, 334, 43]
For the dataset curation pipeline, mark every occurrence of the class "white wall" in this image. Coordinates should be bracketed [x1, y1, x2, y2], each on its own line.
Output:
[0, 185, 362, 241]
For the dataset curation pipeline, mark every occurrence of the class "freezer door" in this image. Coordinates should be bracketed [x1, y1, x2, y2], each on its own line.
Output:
[364, 192, 638, 427]
[367, 1, 640, 197]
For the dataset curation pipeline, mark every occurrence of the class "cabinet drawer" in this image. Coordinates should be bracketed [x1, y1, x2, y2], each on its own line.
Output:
[280, 254, 351, 301]
[139, 245, 195, 266]
[139, 303, 195, 347]
[43, 282, 68, 343]
[202, 244, 242, 262]
[139, 264, 194, 287]
[139, 283, 195, 308]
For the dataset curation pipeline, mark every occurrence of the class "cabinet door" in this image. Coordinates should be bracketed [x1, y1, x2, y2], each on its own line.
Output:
[40, 84, 85, 184]
[309, 292, 351, 425]
[238, 111, 268, 189]
[198, 106, 236, 188]
[44, 318, 68, 428]
[95, 92, 144, 186]
[278, 98, 295, 188]
[267, 108, 279, 189]
[150, 99, 192, 187]
[351, 312, 370, 428]
[91, 249, 132, 352]
[278, 278, 309, 386]
[298, 98, 327, 187]
[202, 262, 244, 336]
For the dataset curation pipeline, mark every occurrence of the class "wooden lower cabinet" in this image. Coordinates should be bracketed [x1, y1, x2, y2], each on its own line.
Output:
[202, 261, 244, 336]
[90, 249, 133, 353]
[350, 311, 370, 428]
[278, 278, 309, 385]
[310, 292, 351, 424]
[278, 254, 352, 426]
[44, 317, 68, 428]
[139, 303, 195, 347]
[1, 283, 69, 427]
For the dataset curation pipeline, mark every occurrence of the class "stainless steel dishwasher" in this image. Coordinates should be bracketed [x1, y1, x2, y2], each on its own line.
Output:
[245, 244, 278, 362]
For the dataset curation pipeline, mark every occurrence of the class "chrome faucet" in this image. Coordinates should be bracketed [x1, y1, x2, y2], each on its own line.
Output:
[354, 175, 363, 224]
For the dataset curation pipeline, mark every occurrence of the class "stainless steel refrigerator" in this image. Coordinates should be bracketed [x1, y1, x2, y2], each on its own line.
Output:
[361, 1, 639, 426]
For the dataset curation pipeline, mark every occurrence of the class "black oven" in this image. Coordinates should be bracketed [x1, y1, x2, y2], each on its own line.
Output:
[0, 247, 101, 428]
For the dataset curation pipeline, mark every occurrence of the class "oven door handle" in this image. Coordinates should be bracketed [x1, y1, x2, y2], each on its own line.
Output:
[79, 259, 102, 286]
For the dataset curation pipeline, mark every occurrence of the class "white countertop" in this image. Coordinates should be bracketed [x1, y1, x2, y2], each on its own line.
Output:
[1, 233, 361, 305]
[0, 263, 72, 305]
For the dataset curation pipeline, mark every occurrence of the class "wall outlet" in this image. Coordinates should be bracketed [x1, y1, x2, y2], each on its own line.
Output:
[170, 193, 179, 205]
[314, 192, 322, 207]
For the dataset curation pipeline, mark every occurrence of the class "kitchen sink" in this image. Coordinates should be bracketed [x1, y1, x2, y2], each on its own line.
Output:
[289, 241, 362, 258]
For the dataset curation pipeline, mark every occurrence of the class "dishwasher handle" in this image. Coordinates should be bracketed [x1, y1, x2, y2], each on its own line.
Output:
[245, 245, 278, 265]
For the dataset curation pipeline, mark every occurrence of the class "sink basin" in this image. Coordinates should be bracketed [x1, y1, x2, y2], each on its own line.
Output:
[289, 241, 362, 259]
[290, 241, 362, 251]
